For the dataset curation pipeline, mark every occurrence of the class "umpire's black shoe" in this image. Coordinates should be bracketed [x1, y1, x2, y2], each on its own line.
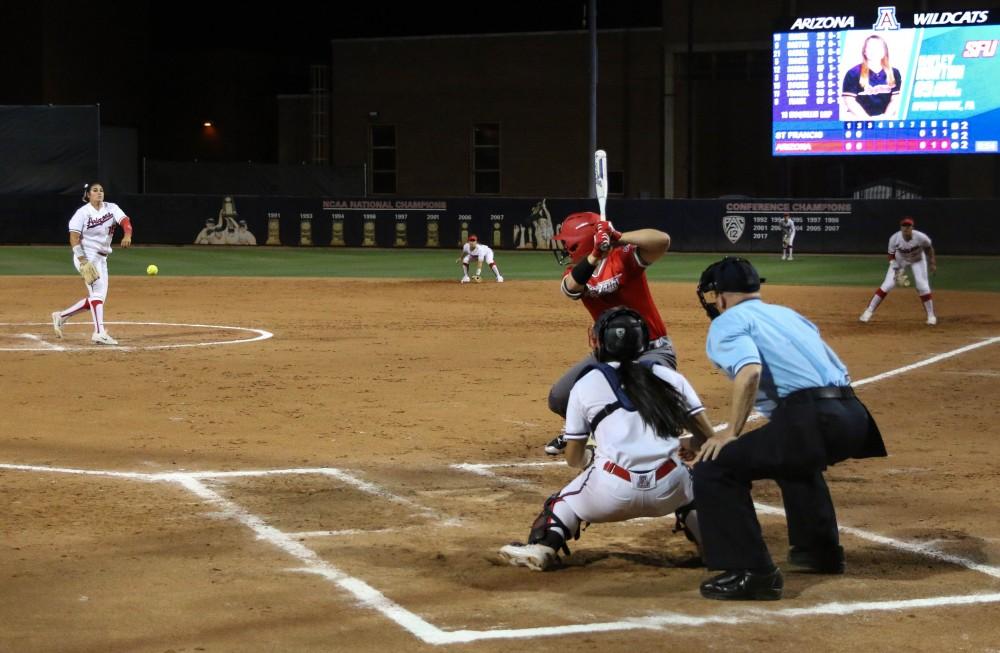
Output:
[699, 567, 783, 601]
[788, 545, 846, 574]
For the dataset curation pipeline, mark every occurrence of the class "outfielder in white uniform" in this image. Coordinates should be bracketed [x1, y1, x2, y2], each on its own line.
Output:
[499, 307, 715, 571]
[780, 214, 796, 261]
[51, 182, 133, 345]
[456, 234, 503, 283]
[860, 217, 938, 326]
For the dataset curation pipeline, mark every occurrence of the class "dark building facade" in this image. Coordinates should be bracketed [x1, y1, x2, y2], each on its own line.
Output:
[328, 29, 664, 198]
[320, 1, 997, 199]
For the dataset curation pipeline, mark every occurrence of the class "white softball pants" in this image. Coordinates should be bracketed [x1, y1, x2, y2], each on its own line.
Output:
[73, 255, 109, 301]
[880, 258, 931, 295]
[551, 455, 694, 537]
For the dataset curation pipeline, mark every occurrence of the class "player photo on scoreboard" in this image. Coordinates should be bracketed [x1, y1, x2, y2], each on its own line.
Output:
[839, 30, 917, 121]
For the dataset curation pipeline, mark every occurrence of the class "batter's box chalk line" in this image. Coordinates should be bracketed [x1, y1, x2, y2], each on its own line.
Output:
[1, 335, 999, 644]
[0, 320, 273, 352]
[3, 460, 1000, 645]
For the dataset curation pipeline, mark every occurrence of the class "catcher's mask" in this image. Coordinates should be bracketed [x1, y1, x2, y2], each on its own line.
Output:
[696, 257, 765, 321]
[552, 212, 601, 266]
[592, 306, 649, 363]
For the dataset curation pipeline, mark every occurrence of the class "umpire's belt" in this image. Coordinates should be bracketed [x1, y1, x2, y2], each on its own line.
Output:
[602, 459, 677, 483]
[782, 385, 855, 405]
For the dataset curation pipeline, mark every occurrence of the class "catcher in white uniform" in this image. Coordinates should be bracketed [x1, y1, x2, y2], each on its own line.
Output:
[457, 234, 503, 283]
[51, 182, 133, 345]
[860, 217, 938, 326]
[499, 307, 715, 571]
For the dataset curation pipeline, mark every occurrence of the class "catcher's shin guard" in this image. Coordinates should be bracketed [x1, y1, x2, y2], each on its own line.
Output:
[673, 501, 701, 547]
[528, 493, 576, 555]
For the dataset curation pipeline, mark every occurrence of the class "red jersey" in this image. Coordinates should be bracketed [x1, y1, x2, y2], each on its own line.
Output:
[562, 244, 667, 340]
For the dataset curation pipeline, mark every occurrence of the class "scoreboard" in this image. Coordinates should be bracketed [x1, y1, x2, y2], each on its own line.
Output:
[772, 7, 1000, 156]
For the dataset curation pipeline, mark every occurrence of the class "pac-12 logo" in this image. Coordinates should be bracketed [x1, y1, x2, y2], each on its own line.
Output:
[722, 215, 746, 244]
[873, 6, 900, 30]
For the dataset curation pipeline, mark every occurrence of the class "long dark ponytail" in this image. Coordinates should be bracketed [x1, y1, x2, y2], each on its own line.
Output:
[617, 361, 690, 439]
[592, 306, 692, 439]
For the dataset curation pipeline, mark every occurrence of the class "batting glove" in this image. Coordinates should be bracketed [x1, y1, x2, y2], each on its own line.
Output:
[603, 221, 622, 242]
[592, 229, 611, 257]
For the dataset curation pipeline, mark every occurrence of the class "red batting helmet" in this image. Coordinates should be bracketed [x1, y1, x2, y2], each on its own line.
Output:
[552, 212, 601, 265]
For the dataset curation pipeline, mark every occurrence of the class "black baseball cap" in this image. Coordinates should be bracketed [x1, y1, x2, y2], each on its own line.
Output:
[698, 257, 765, 294]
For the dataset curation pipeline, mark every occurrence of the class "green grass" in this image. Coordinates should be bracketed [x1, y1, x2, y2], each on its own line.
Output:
[2, 246, 997, 291]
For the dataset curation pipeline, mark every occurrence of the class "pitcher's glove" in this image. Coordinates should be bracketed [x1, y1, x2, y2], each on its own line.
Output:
[79, 260, 100, 285]
[894, 267, 911, 287]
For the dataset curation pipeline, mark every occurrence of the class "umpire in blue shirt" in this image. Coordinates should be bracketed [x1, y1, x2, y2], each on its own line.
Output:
[691, 257, 886, 600]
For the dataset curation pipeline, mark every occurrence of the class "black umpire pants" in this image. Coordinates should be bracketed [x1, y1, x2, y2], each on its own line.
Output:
[692, 387, 886, 571]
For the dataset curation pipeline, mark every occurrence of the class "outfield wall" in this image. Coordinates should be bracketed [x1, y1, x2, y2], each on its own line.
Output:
[0, 195, 996, 254]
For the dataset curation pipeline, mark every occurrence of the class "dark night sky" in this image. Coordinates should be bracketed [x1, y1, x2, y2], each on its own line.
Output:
[151, 1, 662, 60]
[0, 1, 663, 163]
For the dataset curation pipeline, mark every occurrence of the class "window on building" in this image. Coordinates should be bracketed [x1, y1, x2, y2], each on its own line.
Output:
[473, 123, 500, 194]
[370, 125, 396, 194]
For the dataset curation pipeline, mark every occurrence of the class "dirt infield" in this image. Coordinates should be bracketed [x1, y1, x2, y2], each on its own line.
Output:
[2, 275, 999, 652]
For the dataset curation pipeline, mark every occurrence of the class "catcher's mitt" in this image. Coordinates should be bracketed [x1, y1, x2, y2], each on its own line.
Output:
[79, 260, 100, 285]
[894, 267, 911, 287]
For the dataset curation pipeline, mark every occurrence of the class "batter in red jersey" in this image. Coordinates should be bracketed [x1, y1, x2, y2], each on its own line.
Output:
[544, 212, 677, 455]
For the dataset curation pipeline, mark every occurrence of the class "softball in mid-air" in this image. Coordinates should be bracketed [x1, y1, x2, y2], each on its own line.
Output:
[146, 264, 159, 276]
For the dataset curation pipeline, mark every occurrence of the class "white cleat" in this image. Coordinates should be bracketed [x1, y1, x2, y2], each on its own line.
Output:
[859, 309, 873, 323]
[927, 315, 938, 326]
[460, 275, 470, 284]
[91, 332, 119, 345]
[496, 275, 504, 283]
[498, 543, 557, 571]
[51, 311, 65, 338]
[787, 255, 794, 261]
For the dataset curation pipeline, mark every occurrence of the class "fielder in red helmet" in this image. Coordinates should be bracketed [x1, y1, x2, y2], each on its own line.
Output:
[543, 212, 677, 455]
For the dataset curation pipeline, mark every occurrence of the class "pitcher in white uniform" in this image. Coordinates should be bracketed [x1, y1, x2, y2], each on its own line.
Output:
[51, 182, 133, 345]
[860, 217, 937, 325]
[499, 306, 715, 571]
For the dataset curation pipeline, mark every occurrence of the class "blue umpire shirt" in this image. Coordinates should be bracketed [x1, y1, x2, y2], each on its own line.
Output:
[706, 299, 851, 417]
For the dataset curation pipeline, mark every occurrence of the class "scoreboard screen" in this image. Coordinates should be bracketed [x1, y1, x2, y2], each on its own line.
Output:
[772, 7, 1000, 156]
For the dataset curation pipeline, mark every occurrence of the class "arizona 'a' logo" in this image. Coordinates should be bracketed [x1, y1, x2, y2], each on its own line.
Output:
[873, 6, 900, 30]
[723, 215, 745, 244]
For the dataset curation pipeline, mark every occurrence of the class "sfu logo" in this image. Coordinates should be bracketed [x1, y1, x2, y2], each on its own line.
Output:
[963, 40, 999, 58]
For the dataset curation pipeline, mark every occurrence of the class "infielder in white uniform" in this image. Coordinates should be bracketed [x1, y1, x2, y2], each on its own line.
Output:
[499, 307, 715, 571]
[52, 182, 133, 345]
[780, 213, 796, 261]
[860, 217, 937, 326]
[456, 234, 503, 283]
